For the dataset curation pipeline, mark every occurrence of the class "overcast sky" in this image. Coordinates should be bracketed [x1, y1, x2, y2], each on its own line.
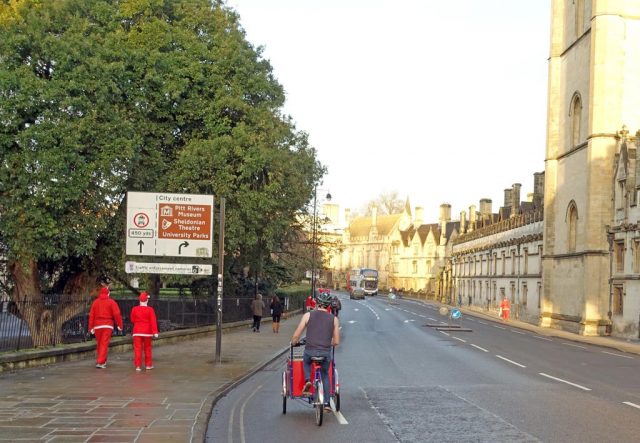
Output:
[227, 0, 551, 222]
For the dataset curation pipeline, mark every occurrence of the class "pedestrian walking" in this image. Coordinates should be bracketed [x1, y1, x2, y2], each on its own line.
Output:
[251, 293, 265, 332]
[130, 292, 159, 371]
[88, 285, 123, 369]
[305, 294, 316, 312]
[500, 296, 511, 321]
[270, 294, 283, 333]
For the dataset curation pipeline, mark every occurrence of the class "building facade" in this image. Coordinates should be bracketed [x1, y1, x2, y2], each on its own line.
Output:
[542, 0, 640, 335]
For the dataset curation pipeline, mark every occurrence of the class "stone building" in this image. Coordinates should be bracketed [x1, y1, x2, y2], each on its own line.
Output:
[330, 200, 459, 295]
[608, 131, 640, 338]
[451, 177, 544, 322]
[542, 0, 640, 335]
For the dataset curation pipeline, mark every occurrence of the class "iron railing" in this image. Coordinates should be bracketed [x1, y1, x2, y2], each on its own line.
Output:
[0, 292, 304, 353]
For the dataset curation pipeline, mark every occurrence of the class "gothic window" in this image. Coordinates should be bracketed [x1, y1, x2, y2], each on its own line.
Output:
[615, 241, 625, 273]
[412, 260, 417, 274]
[570, 93, 582, 148]
[522, 283, 528, 307]
[511, 250, 516, 275]
[634, 240, 640, 274]
[613, 285, 624, 315]
[574, 0, 584, 39]
[523, 248, 529, 274]
[501, 251, 506, 275]
[567, 202, 578, 252]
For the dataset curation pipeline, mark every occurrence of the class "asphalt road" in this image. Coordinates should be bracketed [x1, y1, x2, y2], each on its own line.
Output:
[206, 292, 640, 443]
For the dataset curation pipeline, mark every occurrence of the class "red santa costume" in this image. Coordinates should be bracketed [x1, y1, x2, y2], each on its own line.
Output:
[130, 292, 159, 370]
[88, 286, 123, 368]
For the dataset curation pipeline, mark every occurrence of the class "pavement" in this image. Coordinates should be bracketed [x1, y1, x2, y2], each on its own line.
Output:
[0, 315, 300, 443]
[2, 299, 640, 443]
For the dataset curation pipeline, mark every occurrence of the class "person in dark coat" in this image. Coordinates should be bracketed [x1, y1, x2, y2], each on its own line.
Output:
[270, 295, 284, 333]
[251, 293, 265, 332]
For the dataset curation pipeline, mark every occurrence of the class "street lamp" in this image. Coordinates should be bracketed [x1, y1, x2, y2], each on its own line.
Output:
[311, 187, 331, 298]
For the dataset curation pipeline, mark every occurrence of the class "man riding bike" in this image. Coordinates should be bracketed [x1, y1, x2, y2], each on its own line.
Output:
[291, 291, 340, 410]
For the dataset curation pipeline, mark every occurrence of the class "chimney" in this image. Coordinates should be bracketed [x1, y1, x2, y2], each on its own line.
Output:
[468, 204, 477, 232]
[371, 206, 377, 227]
[460, 210, 467, 234]
[414, 206, 424, 226]
[479, 198, 492, 226]
[439, 203, 451, 222]
[504, 188, 512, 208]
[511, 183, 521, 217]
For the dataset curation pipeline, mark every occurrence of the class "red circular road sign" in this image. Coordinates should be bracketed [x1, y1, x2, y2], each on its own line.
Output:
[133, 212, 150, 228]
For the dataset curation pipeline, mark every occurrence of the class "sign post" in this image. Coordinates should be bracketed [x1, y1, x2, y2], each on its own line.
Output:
[215, 198, 225, 364]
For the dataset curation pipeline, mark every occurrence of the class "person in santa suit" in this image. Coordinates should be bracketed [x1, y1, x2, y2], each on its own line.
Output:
[130, 292, 159, 371]
[88, 285, 123, 369]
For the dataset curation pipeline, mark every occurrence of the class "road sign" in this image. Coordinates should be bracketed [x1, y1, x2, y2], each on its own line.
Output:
[451, 308, 462, 319]
[125, 261, 213, 275]
[126, 192, 214, 257]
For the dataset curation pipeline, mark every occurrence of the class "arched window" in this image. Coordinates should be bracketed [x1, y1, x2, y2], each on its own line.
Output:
[575, 0, 585, 39]
[567, 202, 578, 252]
[570, 93, 582, 148]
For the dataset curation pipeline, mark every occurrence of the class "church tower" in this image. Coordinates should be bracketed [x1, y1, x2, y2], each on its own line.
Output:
[542, 1, 640, 334]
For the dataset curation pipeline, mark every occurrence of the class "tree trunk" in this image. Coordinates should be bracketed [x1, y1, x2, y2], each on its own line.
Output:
[9, 259, 96, 347]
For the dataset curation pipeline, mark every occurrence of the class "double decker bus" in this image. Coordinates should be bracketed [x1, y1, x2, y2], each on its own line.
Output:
[347, 268, 379, 298]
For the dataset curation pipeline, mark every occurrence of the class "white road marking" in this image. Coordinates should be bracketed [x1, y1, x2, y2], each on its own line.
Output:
[452, 336, 467, 343]
[471, 344, 489, 352]
[427, 317, 436, 322]
[353, 308, 359, 311]
[478, 321, 488, 325]
[532, 335, 552, 341]
[510, 330, 526, 335]
[329, 398, 349, 424]
[623, 401, 640, 409]
[385, 308, 391, 311]
[562, 342, 587, 349]
[539, 373, 591, 391]
[347, 320, 357, 324]
[493, 325, 506, 330]
[439, 331, 450, 336]
[496, 355, 526, 368]
[240, 384, 262, 443]
[602, 351, 634, 359]
[403, 319, 415, 323]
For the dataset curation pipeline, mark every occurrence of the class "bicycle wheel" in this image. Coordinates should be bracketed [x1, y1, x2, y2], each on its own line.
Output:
[282, 372, 287, 414]
[314, 380, 324, 426]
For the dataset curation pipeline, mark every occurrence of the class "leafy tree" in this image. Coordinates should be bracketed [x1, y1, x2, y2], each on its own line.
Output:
[0, 0, 323, 346]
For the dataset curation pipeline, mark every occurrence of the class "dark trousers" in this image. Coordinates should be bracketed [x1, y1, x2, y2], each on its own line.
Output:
[252, 315, 262, 331]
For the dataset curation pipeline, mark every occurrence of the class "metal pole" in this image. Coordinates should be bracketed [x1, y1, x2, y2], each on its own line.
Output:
[311, 187, 317, 298]
[516, 243, 521, 320]
[215, 197, 226, 364]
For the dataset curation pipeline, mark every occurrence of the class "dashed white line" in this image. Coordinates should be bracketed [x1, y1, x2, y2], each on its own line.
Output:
[493, 325, 506, 330]
[470, 344, 489, 352]
[539, 373, 591, 391]
[240, 384, 262, 443]
[496, 355, 526, 368]
[602, 351, 633, 359]
[532, 335, 553, 341]
[427, 317, 436, 322]
[452, 336, 467, 343]
[478, 321, 488, 325]
[439, 331, 450, 336]
[623, 401, 640, 409]
[510, 330, 526, 335]
[562, 342, 587, 349]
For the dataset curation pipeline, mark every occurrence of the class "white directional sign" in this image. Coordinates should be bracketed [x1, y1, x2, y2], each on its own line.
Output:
[125, 261, 213, 275]
[126, 192, 214, 258]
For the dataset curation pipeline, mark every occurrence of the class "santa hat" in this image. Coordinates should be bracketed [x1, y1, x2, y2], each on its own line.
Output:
[139, 292, 150, 303]
[99, 287, 109, 297]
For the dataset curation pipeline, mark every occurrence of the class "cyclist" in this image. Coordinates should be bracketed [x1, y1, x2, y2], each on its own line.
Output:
[292, 291, 340, 409]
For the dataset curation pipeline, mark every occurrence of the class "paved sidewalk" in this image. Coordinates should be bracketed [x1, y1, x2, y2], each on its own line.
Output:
[0, 315, 300, 443]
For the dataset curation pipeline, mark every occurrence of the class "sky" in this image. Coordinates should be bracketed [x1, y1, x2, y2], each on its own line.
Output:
[227, 0, 551, 222]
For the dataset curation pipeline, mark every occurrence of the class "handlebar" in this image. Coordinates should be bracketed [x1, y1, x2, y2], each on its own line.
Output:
[291, 337, 306, 347]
